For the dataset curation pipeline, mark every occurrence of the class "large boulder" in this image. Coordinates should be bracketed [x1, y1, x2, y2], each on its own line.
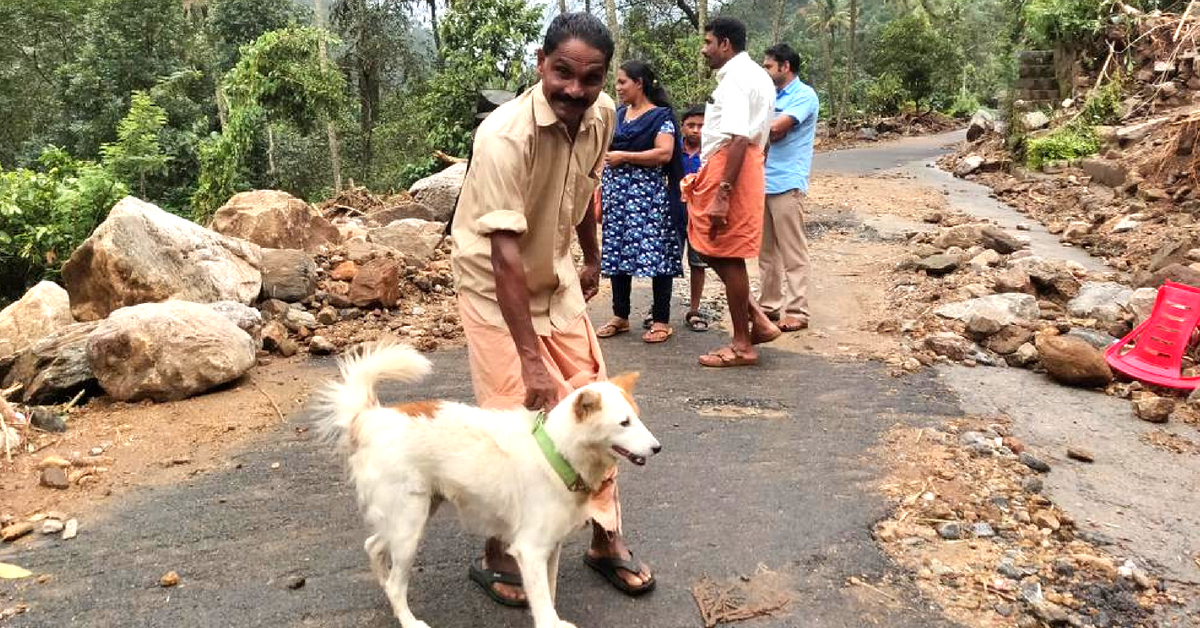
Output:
[935, 293, 1040, 327]
[348, 258, 401, 308]
[0, 281, 74, 361]
[966, 110, 995, 142]
[1021, 111, 1051, 131]
[2, 322, 100, 404]
[367, 219, 445, 261]
[365, 201, 437, 226]
[1035, 332, 1113, 388]
[1078, 158, 1128, 188]
[259, 249, 318, 303]
[955, 155, 985, 177]
[408, 163, 467, 222]
[1068, 282, 1134, 325]
[210, 190, 341, 252]
[86, 301, 256, 402]
[62, 197, 262, 321]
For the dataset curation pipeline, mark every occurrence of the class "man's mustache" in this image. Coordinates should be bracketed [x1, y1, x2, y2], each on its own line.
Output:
[552, 94, 589, 108]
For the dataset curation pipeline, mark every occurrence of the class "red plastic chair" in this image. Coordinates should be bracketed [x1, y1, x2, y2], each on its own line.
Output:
[1105, 281, 1200, 390]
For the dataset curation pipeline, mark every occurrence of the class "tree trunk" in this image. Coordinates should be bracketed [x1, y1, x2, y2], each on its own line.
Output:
[770, 0, 785, 44]
[585, 0, 591, 15]
[429, 0, 441, 57]
[314, 0, 343, 193]
[558, 0, 567, 13]
[267, 125, 277, 179]
[848, 0, 857, 124]
[825, 27, 836, 131]
[604, 0, 622, 76]
[697, 0, 707, 78]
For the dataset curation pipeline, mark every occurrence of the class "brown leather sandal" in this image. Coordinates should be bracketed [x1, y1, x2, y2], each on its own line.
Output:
[642, 323, 673, 344]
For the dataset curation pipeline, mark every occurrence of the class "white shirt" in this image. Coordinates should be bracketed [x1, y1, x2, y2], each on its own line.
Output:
[700, 52, 777, 160]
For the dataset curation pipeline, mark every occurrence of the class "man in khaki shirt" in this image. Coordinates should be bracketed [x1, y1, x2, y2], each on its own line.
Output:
[450, 11, 655, 608]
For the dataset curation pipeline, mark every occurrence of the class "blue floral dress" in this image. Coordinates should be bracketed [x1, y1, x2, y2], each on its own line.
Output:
[600, 118, 684, 278]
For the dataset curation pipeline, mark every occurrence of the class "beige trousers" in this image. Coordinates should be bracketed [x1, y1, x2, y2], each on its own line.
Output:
[759, 189, 810, 320]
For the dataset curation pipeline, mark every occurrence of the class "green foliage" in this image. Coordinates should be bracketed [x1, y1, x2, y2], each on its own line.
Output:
[207, 0, 310, 71]
[865, 73, 908, 115]
[56, 0, 191, 158]
[420, 0, 542, 156]
[1026, 124, 1100, 169]
[100, 92, 170, 197]
[1078, 79, 1124, 125]
[1023, 0, 1109, 48]
[192, 26, 347, 221]
[947, 92, 983, 118]
[0, 148, 127, 298]
[869, 14, 962, 110]
[625, 20, 714, 109]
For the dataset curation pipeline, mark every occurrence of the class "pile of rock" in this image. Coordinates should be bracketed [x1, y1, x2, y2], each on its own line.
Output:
[876, 417, 1175, 628]
[883, 218, 1162, 389]
[0, 165, 470, 424]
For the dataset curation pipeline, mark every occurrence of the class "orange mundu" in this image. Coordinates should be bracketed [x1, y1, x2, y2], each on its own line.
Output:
[682, 145, 766, 260]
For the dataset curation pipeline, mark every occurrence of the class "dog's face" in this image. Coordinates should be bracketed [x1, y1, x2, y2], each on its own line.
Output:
[569, 372, 661, 466]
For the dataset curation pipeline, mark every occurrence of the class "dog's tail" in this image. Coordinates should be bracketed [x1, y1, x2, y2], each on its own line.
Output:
[316, 341, 432, 451]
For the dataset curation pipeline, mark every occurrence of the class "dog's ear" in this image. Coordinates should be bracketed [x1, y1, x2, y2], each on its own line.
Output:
[572, 389, 603, 421]
[609, 372, 640, 393]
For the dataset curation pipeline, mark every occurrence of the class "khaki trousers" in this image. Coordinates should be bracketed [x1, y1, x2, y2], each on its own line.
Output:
[759, 189, 810, 320]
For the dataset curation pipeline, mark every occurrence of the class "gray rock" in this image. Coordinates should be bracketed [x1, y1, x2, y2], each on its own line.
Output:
[972, 522, 996, 538]
[308, 336, 336, 355]
[408, 162, 467, 222]
[30, 407, 66, 433]
[41, 466, 69, 490]
[1020, 452, 1051, 473]
[316, 306, 339, 326]
[62, 197, 262, 321]
[916, 254, 959, 275]
[998, 561, 1024, 579]
[1066, 328, 1118, 350]
[86, 301, 256, 402]
[1128, 287, 1157, 323]
[282, 308, 318, 333]
[208, 301, 263, 343]
[924, 333, 974, 361]
[1068, 282, 1134, 320]
[967, 110, 996, 142]
[1021, 110, 1051, 131]
[259, 249, 318, 303]
[1023, 477, 1044, 493]
[937, 522, 965, 540]
[2, 322, 100, 404]
[980, 226, 1022, 254]
[935, 293, 1040, 327]
[0, 281, 74, 362]
[857, 127, 879, 141]
[367, 219, 445, 262]
[955, 155, 985, 177]
[1053, 559, 1075, 577]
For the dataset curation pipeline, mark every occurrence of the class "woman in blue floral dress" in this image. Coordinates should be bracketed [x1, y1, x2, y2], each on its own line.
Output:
[596, 60, 684, 344]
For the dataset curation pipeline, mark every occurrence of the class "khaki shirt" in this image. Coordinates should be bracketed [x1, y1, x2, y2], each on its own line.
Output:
[451, 84, 615, 336]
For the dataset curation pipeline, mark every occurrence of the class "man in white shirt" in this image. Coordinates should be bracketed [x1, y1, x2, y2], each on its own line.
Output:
[683, 17, 780, 367]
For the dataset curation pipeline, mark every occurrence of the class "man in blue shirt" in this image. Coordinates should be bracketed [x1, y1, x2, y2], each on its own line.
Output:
[760, 43, 818, 331]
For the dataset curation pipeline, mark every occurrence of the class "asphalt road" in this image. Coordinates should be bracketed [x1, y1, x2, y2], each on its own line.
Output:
[2, 135, 974, 628]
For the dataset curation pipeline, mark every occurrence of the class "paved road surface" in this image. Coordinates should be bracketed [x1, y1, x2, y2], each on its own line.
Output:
[2, 135, 983, 628]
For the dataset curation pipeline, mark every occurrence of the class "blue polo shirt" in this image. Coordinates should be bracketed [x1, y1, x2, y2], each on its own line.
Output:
[680, 146, 701, 176]
[764, 77, 819, 195]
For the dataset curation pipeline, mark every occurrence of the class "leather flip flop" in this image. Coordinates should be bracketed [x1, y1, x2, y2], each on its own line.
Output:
[469, 559, 528, 608]
[584, 552, 656, 597]
[698, 346, 759, 368]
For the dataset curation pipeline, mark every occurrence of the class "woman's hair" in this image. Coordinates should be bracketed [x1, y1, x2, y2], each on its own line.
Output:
[620, 60, 673, 110]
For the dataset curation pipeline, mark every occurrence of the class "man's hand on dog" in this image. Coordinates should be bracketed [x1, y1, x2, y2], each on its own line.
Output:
[522, 362, 559, 412]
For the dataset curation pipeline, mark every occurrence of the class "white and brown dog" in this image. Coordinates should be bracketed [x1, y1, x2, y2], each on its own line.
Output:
[318, 342, 661, 628]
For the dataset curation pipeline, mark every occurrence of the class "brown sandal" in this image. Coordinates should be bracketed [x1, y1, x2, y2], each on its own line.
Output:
[597, 319, 631, 338]
[779, 317, 809, 332]
[751, 322, 782, 345]
[642, 323, 673, 344]
[698, 346, 759, 368]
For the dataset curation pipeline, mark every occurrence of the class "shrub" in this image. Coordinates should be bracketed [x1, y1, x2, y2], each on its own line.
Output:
[0, 148, 127, 300]
[1026, 125, 1101, 169]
